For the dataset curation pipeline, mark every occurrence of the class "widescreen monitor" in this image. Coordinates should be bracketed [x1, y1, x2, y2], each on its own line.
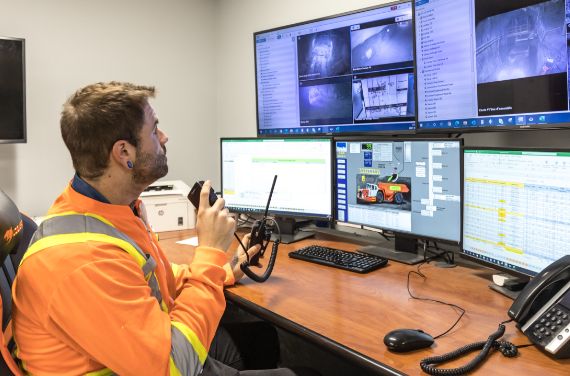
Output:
[415, 0, 570, 132]
[221, 138, 333, 243]
[255, 1, 415, 136]
[463, 147, 570, 279]
[335, 138, 461, 263]
[0, 36, 26, 143]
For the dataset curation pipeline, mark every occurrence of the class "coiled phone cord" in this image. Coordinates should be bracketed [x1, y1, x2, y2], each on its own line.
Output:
[420, 321, 519, 375]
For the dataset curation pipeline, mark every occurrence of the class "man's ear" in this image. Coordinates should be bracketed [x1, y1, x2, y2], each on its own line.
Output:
[111, 140, 136, 170]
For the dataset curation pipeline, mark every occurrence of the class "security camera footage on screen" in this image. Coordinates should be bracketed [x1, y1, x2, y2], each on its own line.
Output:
[335, 140, 461, 242]
[416, 0, 570, 131]
[256, 1, 416, 135]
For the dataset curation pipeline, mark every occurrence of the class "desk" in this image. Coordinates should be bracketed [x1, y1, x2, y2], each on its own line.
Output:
[160, 230, 569, 375]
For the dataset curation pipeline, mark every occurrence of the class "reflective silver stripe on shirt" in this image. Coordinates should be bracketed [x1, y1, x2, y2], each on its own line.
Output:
[171, 325, 203, 376]
[29, 214, 163, 305]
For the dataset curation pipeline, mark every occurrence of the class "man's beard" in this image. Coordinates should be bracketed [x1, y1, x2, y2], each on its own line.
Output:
[132, 146, 168, 186]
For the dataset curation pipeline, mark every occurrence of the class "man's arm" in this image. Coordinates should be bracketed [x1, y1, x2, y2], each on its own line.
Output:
[46, 246, 227, 376]
[171, 233, 261, 290]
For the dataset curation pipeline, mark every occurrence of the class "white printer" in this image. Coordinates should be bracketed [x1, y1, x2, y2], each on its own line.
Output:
[140, 180, 195, 233]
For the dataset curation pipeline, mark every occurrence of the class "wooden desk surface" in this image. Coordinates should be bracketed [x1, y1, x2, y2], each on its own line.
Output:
[160, 229, 569, 375]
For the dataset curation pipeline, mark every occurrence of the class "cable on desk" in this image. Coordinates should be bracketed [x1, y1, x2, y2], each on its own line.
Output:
[419, 319, 535, 375]
[421, 240, 455, 265]
[407, 263, 466, 340]
[236, 213, 256, 228]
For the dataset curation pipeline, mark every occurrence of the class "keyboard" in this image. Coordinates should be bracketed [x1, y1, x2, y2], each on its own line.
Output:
[289, 245, 388, 273]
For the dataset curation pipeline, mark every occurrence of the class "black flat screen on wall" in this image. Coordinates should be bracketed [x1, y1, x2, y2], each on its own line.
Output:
[0, 37, 26, 143]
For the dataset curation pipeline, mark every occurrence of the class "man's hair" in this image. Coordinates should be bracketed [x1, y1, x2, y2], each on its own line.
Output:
[60, 81, 156, 179]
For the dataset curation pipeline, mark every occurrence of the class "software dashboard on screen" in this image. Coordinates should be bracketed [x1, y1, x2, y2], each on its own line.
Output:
[255, 1, 415, 136]
[335, 139, 461, 242]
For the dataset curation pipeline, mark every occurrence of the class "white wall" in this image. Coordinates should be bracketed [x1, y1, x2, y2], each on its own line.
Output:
[0, 0, 219, 216]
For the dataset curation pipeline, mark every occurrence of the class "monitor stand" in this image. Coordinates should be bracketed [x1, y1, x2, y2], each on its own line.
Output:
[270, 217, 315, 244]
[358, 234, 424, 265]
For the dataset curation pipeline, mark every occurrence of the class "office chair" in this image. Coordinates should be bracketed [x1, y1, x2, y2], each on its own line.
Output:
[0, 189, 35, 376]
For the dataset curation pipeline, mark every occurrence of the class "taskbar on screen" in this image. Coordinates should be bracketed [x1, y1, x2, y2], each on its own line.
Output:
[258, 121, 415, 136]
[418, 112, 570, 132]
[462, 249, 532, 277]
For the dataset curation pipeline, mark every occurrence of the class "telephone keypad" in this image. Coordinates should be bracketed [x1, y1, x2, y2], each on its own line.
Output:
[528, 305, 570, 345]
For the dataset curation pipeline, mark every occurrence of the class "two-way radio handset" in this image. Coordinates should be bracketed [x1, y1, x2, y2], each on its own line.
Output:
[240, 175, 280, 283]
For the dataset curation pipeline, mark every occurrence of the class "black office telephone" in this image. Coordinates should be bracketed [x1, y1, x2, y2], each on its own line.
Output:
[420, 255, 570, 375]
[508, 254, 570, 358]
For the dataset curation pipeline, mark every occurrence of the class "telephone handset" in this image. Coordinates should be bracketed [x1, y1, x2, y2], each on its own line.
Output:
[508, 255, 570, 358]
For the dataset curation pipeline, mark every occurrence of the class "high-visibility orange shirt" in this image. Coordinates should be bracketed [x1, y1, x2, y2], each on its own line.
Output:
[12, 183, 235, 375]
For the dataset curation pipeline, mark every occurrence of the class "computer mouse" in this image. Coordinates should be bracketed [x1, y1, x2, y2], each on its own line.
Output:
[383, 329, 434, 353]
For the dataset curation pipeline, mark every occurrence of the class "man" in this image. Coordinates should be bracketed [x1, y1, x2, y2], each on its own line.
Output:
[11, 82, 295, 375]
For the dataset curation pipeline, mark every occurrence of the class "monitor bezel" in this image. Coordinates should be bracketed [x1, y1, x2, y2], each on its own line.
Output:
[220, 137, 334, 221]
[413, 1, 570, 134]
[461, 146, 570, 278]
[0, 36, 26, 144]
[253, 0, 417, 138]
[333, 136, 464, 245]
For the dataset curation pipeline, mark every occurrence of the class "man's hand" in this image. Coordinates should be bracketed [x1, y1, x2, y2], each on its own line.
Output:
[228, 233, 261, 282]
[196, 180, 235, 251]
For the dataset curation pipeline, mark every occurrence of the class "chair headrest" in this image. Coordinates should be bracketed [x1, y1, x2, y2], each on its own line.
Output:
[0, 189, 23, 264]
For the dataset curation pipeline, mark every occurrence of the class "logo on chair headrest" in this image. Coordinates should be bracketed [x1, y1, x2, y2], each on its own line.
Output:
[3, 219, 23, 245]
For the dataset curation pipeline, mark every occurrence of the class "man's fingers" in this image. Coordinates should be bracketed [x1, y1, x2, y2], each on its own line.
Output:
[247, 244, 262, 258]
[212, 197, 226, 211]
[198, 180, 212, 211]
[242, 233, 251, 243]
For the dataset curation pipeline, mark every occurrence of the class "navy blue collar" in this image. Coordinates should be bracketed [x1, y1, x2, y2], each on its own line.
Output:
[71, 173, 111, 204]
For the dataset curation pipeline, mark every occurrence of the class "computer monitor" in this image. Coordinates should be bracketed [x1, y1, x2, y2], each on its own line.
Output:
[415, 0, 570, 132]
[221, 138, 333, 243]
[463, 147, 570, 283]
[335, 138, 462, 264]
[255, 0, 415, 136]
[0, 36, 26, 143]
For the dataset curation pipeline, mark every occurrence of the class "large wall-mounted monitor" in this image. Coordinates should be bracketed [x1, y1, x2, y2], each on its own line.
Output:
[463, 147, 570, 281]
[335, 138, 462, 263]
[221, 138, 333, 242]
[0, 36, 26, 143]
[415, 0, 570, 132]
[255, 1, 415, 136]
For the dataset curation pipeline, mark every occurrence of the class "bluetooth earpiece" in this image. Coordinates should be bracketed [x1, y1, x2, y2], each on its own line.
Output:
[127, 161, 134, 169]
